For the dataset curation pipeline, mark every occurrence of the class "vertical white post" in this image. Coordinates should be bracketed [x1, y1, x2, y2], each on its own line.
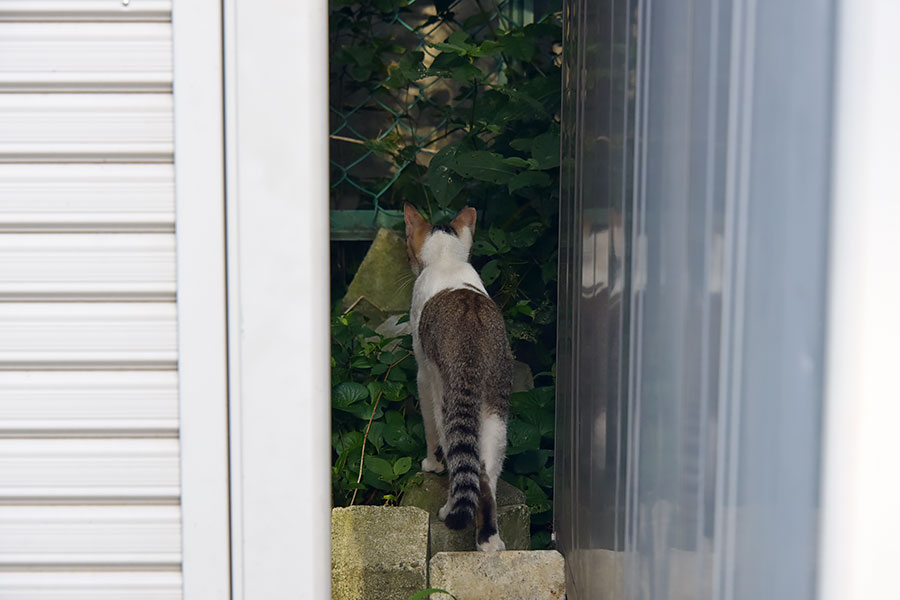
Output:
[224, 0, 332, 598]
[819, 1, 900, 599]
[172, 0, 232, 598]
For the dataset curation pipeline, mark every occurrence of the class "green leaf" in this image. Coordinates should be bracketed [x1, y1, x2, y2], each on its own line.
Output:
[332, 431, 364, 456]
[533, 299, 556, 325]
[426, 52, 467, 77]
[510, 386, 555, 411]
[507, 419, 541, 453]
[399, 51, 426, 80]
[501, 156, 531, 168]
[349, 63, 373, 82]
[347, 401, 383, 421]
[510, 449, 550, 474]
[519, 476, 552, 513]
[448, 31, 469, 45]
[488, 227, 508, 252]
[500, 32, 537, 62]
[431, 33, 475, 56]
[506, 299, 534, 319]
[471, 238, 497, 257]
[367, 381, 383, 401]
[385, 410, 404, 428]
[541, 257, 558, 283]
[451, 151, 517, 185]
[344, 45, 374, 67]
[510, 138, 534, 152]
[473, 40, 503, 57]
[531, 530, 553, 550]
[531, 130, 560, 169]
[332, 382, 369, 409]
[508, 170, 552, 194]
[367, 421, 385, 450]
[480, 259, 501, 286]
[450, 63, 484, 83]
[393, 456, 412, 476]
[426, 146, 463, 207]
[370, 363, 389, 376]
[366, 455, 397, 482]
[381, 381, 407, 402]
[508, 222, 545, 248]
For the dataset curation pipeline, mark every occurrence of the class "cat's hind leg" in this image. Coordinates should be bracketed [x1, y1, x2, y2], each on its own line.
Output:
[476, 410, 506, 551]
[418, 359, 445, 473]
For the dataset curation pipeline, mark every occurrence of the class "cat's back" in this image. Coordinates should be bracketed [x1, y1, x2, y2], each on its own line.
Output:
[418, 288, 511, 368]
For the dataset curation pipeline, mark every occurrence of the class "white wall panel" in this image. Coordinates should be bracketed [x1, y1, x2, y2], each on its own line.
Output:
[0, 234, 175, 300]
[0, 506, 181, 567]
[0, 23, 172, 92]
[0, 572, 181, 600]
[0, 371, 178, 435]
[0, 439, 179, 502]
[0, 1, 171, 21]
[0, 164, 174, 232]
[0, 303, 176, 369]
[0, 2, 197, 597]
[0, 94, 172, 162]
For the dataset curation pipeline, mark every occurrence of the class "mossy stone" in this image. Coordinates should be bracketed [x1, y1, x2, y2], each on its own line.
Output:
[341, 228, 413, 321]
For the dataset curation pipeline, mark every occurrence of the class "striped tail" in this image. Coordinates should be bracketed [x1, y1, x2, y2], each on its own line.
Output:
[442, 380, 481, 530]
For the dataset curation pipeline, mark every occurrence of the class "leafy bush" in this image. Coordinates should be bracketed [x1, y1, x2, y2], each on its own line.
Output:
[331, 312, 424, 505]
[330, 0, 561, 549]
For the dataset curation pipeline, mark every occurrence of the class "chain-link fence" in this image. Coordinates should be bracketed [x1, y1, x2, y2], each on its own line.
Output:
[329, 0, 531, 237]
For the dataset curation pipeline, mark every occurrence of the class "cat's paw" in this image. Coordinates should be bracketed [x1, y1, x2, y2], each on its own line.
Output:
[421, 457, 445, 473]
[438, 501, 452, 521]
[477, 534, 506, 552]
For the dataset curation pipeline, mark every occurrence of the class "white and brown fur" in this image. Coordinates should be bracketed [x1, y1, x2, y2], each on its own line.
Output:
[404, 203, 512, 552]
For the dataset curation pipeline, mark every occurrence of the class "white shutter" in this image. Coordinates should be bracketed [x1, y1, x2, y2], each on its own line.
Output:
[0, 2, 182, 598]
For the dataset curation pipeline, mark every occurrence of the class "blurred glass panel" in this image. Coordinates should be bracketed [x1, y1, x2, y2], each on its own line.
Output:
[556, 1, 833, 599]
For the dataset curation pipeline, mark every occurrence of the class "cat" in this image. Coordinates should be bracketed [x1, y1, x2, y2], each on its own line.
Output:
[404, 203, 512, 552]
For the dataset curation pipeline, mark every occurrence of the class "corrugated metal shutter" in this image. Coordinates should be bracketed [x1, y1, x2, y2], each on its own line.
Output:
[0, 1, 181, 598]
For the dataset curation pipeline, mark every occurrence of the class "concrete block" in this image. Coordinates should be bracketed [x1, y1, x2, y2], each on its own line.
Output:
[401, 473, 530, 553]
[429, 550, 565, 600]
[402, 472, 526, 517]
[341, 228, 414, 321]
[331, 505, 429, 600]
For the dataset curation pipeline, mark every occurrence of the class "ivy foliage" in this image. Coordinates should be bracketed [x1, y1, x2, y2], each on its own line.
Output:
[330, 0, 561, 549]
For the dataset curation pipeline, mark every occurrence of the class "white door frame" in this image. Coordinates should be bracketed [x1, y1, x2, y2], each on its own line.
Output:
[223, 1, 332, 598]
[819, 1, 900, 598]
[172, 0, 232, 598]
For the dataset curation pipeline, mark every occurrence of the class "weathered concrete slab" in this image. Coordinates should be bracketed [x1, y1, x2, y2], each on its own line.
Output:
[401, 473, 530, 553]
[429, 550, 565, 600]
[331, 505, 429, 600]
[427, 503, 531, 554]
[511, 360, 534, 393]
[341, 228, 414, 321]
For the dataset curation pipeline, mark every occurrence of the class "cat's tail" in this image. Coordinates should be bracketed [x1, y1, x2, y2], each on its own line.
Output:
[442, 379, 482, 530]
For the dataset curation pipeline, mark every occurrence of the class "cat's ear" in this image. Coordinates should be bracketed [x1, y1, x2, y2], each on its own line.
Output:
[404, 203, 427, 236]
[450, 206, 477, 235]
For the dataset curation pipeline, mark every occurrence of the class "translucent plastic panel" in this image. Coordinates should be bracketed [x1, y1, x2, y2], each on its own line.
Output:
[556, 1, 833, 598]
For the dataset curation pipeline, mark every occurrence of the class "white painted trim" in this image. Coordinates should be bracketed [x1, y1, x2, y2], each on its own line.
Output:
[819, 2, 900, 599]
[172, 0, 231, 598]
[224, 0, 331, 598]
